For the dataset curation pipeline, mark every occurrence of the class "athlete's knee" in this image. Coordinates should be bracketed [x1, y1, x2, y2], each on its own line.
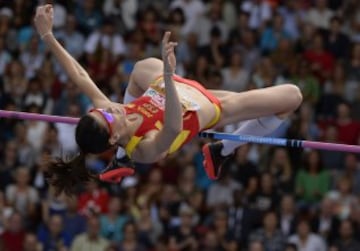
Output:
[282, 84, 303, 110]
[134, 57, 162, 71]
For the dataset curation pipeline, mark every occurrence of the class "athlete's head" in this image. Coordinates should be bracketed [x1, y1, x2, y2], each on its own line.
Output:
[46, 107, 127, 195]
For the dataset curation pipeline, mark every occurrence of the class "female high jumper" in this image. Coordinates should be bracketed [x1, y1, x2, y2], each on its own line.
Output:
[34, 5, 302, 195]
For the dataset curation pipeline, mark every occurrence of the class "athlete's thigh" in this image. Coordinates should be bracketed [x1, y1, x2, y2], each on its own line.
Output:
[208, 89, 241, 128]
[209, 89, 237, 100]
[127, 58, 164, 96]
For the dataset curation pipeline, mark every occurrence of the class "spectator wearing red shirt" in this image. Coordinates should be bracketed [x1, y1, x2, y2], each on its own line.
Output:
[335, 102, 360, 145]
[303, 32, 334, 84]
[0, 212, 25, 251]
[78, 179, 110, 216]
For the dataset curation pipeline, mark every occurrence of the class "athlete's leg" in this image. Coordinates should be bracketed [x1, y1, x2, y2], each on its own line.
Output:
[202, 85, 302, 179]
[212, 84, 302, 127]
[125, 57, 164, 101]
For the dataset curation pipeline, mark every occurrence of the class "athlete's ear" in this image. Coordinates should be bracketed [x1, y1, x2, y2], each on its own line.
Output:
[109, 134, 120, 145]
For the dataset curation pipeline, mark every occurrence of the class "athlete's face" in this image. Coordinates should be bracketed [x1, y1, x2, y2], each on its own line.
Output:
[89, 107, 126, 145]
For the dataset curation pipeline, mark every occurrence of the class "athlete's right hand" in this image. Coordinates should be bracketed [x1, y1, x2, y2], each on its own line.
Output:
[162, 31, 178, 75]
[34, 4, 54, 39]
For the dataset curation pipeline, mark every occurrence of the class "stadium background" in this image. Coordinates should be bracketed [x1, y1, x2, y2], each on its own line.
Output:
[0, 0, 360, 251]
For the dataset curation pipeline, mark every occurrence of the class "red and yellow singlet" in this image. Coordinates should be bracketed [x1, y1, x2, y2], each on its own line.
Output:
[124, 75, 222, 157]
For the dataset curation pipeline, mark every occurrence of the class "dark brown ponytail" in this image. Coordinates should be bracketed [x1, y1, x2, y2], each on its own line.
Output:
[45, 152, 95, 196]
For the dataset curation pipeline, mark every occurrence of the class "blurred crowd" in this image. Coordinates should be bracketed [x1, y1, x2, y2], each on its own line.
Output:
[0, 0, 360, 251]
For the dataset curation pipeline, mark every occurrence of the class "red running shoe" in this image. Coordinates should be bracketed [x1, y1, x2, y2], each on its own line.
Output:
[99, 155, 135, 183]
[202, 142, 231, 180]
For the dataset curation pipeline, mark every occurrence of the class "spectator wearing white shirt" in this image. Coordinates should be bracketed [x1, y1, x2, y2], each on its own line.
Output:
[206, 169, 242, 209]
[170, 0, 206, 36]
[5, 167, 39, 218]
[103, 0, 138, 32]
[241, 0, 272, 31]
[55, 103, 81, 156]
[306, 0, 334, 30]
[288, 220, 327, 251]
[84, 18, 126, 61]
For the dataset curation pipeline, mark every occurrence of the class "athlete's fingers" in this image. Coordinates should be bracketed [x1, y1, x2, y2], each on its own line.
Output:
[162, 31, 171, 44]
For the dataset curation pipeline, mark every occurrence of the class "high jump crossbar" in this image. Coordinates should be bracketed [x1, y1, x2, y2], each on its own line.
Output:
[1, 109, 359, 153]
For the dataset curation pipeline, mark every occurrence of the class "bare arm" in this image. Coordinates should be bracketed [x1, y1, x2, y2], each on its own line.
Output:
[34, 5, 110, 108]
[132, 32, 183, 162]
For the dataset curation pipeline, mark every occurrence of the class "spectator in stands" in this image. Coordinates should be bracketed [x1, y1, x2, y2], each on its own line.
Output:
[0, 140, 17, 190]
[346, 43, 360, 82]
[260, 13, 290, 54]
[288, 219, 327, 251]
[170, 0, 206, 36]
[0, 212, 25, 251]
[102, 0, 138, 33]
[0, 191, 13, 235]
[340, 153, 360, 194]
[221, 49, 249, 92]
[335, 102, 360, 145]
[295, 150, 330, 206]
[167, 203, 198, 251]
[74, 0, 102, 36]
[20, 35, 44, 79]
[206, 168, 242, 209]
[311, 197, 339, 242]
[193, 0, 229, 47]
[78, 179, 110, 216]
[228, 189, 258, 245]
[61, 195, 87, 242]
[24, 104, 49, 153]
[84, 18, 126, 63]
[267, 147, 293, 193]
[100, 196, 130, 243]
[5, 167, 39, 219]
[324, 16, 350, 59]
[3, 60, 28, 108]
[326, 176, 358, 220]
[333, 219, 360, 250]
[320, 125, 344, 170]
[71, 215, 110, 251]
[278, 0, 306, 40]
[278, 195, 298, 237]
[118, 221, 147, 251]
[253, 172, 280, 213]
[224, 145, 258, 187]
[136, 200, 163, 249]
[241, 0, 272, 30]
[54, 102, 82, 155]
[306, 0, 334, 30]
[23, 232, 42, 251]
[248, 240, 265, 251]
[290, 60, 320, 105]
[55, 13, 85, 62]
[37, 214, 71, 251]
[303, 32, 335, 84]
[0, 36, 12, 76]
[14, 122, 36, 168]
[250, 210, 286, 251]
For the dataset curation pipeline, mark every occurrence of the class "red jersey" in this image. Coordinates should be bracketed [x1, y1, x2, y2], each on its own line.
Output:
[124, 75, 221, 157]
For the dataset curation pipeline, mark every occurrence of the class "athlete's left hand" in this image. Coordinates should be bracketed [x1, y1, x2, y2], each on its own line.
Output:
[162, 31, 178, 74]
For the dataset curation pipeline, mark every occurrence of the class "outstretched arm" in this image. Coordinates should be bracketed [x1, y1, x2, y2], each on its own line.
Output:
[132, 32, 183, 163]
[34, 5, 110, 108]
